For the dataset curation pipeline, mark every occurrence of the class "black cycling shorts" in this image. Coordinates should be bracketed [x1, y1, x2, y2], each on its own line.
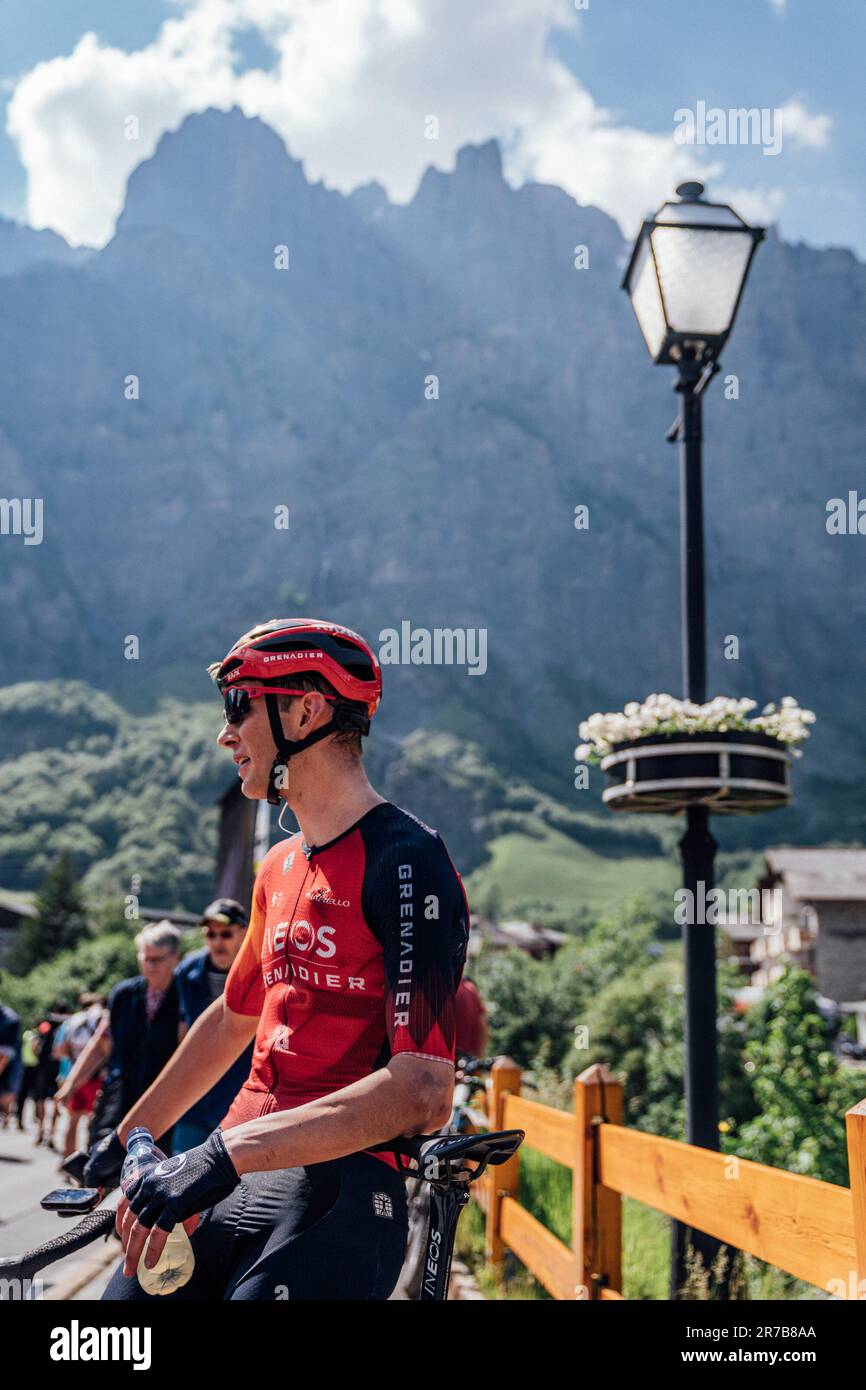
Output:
[102, 1152, 408, 1301]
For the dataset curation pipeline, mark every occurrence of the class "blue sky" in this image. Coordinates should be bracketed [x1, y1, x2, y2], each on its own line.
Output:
[553, 0, 864, 254]
[0, 0, 861, 256]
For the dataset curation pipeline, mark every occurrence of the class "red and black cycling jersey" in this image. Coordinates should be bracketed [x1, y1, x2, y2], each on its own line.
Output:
[221, 801, 470, 1166]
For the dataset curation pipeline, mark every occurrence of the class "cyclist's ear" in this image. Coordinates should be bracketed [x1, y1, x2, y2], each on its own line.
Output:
[295, 691, 330, 732]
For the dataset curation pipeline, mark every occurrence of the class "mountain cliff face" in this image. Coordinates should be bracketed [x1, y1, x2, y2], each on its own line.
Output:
[1, 106, 864, 845]
[0, 215, 91, 276]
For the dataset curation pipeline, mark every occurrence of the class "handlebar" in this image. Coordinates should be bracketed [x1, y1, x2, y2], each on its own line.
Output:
[0, 1149, 116, 1293]
[0, 1208, 116, 1287]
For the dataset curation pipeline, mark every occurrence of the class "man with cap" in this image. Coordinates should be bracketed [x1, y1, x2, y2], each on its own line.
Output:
[171, 899, 255, 1152]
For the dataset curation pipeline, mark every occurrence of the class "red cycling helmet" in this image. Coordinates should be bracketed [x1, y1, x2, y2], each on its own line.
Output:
[212, 618, 382, 715]
[210, 620, 382, 804]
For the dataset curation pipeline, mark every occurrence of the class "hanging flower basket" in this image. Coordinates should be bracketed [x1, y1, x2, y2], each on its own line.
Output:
[576, 694, 814, 817]
[600, 729, 791, 815]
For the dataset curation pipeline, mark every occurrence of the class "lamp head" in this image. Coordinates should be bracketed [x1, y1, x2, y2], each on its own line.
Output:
[622, 183, 764, 365]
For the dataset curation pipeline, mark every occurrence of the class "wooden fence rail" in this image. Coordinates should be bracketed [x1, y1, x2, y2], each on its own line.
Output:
[470, 1058, 866, 1300]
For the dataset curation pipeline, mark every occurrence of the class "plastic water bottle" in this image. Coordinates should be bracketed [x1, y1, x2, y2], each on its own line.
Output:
[120, 1127, 195, 1295]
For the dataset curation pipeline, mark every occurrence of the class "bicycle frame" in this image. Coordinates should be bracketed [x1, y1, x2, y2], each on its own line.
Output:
[370, 1129, 525, 1301]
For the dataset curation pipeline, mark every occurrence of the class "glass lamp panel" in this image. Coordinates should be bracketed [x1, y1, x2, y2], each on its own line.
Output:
[650, 225, 754, 336]
[627, 232, 667, 358]
[655, 201, 745, 228]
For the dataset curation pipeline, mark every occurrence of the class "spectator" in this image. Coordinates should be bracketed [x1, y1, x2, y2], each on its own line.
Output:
[0, 1001, 22, 1129]
[455, 976, 489, 1060]
[32, 1014, 64, 1147]
[57, 922, 182, 1153]
[53, 992, 106, 1165]
[16, 1023, 40, 1129]
[172, 898, 254, 1151]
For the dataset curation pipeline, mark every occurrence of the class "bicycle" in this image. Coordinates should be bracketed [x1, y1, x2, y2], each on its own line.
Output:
[0, 1124, 523, 1302]
[390, 1054, 504, 1299]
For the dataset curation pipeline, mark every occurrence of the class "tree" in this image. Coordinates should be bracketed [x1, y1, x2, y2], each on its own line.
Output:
[1, 931, 138, 1025]
[13, 853, 90, 973]
[733, 967, 866, 1187]
[474, 895, 666, 1076]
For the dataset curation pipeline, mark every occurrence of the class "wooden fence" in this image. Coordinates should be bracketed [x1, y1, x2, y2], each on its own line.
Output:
[469, 1058, 866, 1300]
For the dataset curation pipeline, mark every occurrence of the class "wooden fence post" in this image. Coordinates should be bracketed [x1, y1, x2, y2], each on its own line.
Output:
[845, 1098, 866, 1300]
[574, 1062, 623, 1300]
[486, 1056, 522, 1269]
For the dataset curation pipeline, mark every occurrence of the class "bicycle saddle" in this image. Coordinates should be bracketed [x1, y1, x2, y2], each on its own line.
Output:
[370, 1129, 524, 1182]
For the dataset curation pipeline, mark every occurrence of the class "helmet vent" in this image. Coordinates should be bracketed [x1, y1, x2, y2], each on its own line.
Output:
[255, 638, 317, 654]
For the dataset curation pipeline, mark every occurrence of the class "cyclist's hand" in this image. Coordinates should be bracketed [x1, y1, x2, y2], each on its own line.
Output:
[121, 1130, 240, 1279]
[83, 1129, 126, 1189]
[116, 1192, 199, 1252]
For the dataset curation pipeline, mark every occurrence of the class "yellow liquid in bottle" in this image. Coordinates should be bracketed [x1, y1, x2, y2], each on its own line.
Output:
[137, 1224, 196, 1296]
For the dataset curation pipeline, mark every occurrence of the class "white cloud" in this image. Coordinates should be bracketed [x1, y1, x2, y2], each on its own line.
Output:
[511, 76, 723, 239]
[6, 11, 238, 246]
[713, 184, 785, 227]
[781, 98, 832, 150]
[5, 0, 752, 247]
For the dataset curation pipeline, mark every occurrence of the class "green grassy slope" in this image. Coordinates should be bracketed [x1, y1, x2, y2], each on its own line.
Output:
[465, 819, 678, 922]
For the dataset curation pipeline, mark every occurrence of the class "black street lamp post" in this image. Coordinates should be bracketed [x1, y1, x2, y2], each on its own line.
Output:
[622, 181, 764, 1295]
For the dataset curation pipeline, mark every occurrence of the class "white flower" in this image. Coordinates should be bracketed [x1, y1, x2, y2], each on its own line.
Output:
[578, 691, 815, 756]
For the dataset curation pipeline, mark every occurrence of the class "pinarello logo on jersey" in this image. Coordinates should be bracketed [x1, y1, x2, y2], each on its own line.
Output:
[306, 889, 351, 909]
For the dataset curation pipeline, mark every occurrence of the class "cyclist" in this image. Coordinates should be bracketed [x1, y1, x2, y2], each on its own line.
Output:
[86, 618, 470, 1301]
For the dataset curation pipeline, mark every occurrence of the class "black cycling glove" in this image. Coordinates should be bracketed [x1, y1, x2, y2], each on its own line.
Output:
[125, 1129, 241, 1232]
[83, 1129, 126, 1189]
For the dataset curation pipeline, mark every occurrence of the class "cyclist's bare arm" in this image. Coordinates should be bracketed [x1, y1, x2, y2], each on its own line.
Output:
[117, 996, 257, 1144]
[221, 1052, 454, 1176]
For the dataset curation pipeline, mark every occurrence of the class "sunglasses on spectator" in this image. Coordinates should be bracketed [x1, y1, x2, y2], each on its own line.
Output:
[222, 685, 336, 726]
[204, 926, 237, 941]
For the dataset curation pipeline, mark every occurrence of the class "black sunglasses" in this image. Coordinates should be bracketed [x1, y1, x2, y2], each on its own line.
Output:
[222, 685, 336, 725]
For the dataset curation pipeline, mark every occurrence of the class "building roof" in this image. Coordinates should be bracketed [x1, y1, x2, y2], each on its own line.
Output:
[138, 906, 203, 929]
[468, 916, 568, 956]
[0, 887, 37, 919]
[763, 848, 866, 902]
[720, 918, 764, 942]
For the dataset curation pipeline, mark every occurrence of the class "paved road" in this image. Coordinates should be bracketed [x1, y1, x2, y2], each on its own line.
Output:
[0, 1116, 118, 1300]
